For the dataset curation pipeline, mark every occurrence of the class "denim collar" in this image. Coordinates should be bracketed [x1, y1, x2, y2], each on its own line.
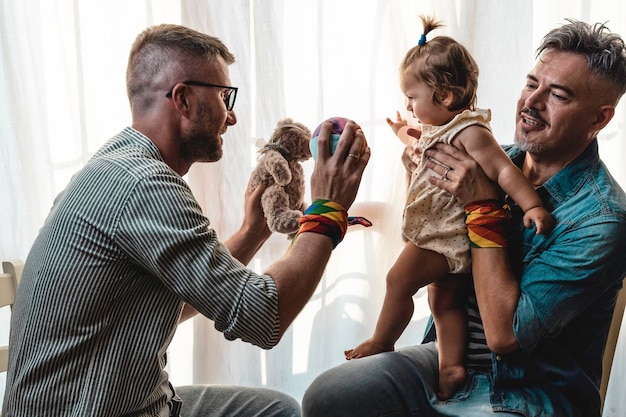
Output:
[505, 139, 600, 210]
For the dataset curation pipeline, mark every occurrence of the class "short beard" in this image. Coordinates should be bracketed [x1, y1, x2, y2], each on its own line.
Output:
[514, 132, 545, 153]
[180, 127, 222, 163]
[180, 101, 223, 163]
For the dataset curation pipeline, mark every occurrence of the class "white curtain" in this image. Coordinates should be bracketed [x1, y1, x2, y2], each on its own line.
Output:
[1, 0, 625, 413]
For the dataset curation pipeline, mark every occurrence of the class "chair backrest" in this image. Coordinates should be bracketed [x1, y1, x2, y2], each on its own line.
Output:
[0, 260, 24, 373]
[600, 282, 626, 412]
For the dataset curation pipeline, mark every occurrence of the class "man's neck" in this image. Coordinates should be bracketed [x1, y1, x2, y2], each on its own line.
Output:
[521, 137, 596, 186]
[522, 155, 569, 187]
[131, 120, 191, 177]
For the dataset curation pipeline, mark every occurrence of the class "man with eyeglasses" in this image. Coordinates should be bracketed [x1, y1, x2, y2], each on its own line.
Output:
[2, 24, 370, 417]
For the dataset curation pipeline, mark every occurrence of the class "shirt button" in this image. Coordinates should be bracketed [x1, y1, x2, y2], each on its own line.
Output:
[496, 355, 502, 361]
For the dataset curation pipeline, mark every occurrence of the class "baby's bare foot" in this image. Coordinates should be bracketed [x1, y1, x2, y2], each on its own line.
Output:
[437, 365, 467, 400]
[344, 339, 393, 360]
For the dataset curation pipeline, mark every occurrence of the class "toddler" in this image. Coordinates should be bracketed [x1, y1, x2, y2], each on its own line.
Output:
[344, 15, 554, 400]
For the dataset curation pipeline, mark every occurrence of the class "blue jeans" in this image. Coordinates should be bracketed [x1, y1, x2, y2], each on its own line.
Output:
[175, 384, 301, 417]
[302, 342, 520, 417]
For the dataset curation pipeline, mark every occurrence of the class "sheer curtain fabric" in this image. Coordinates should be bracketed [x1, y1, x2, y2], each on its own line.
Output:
[1, 1, 625, 414]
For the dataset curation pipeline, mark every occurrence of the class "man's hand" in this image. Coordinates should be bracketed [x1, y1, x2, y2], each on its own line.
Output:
[243, 180, 271, 239]
[310, 120, 370, 210]
[223, 180, 272, 268]
[424, 143, 498, 205]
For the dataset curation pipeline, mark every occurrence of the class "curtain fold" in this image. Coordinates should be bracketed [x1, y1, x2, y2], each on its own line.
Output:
[1, 1, 625, 413]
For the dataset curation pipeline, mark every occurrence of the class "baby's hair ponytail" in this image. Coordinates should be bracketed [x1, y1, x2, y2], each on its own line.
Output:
[418, 15, 443, 45]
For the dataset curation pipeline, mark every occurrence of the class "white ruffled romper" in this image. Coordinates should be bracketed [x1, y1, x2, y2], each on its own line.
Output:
[402, 108, 492, 273]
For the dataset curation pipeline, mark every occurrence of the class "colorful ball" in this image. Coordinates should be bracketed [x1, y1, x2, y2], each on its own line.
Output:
[310, 117, 348, 160]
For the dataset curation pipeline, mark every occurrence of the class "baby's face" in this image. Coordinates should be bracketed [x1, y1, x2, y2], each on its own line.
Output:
[400, 76, 449, 126]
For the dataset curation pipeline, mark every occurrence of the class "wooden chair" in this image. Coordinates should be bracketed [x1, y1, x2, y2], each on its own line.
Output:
[0, 260, 24, 373]
[600, 283, 626, 413]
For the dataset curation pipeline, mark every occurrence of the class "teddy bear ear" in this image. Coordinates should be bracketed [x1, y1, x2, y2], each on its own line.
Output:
[255, 137, 268, 149]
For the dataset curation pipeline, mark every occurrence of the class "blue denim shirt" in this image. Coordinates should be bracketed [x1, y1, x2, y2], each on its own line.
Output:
[427, 140, 626, 416]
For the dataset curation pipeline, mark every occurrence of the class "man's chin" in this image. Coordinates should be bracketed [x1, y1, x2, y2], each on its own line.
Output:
[186, 147, 222, 163]
[198, 153, 222, 163]
[514, 135, 544, 153]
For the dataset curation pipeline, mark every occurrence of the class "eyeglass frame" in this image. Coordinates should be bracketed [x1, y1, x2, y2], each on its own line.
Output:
[165, 80, 238, 111]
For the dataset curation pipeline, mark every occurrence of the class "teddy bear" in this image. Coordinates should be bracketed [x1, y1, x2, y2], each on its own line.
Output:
[250, 118, 312, 236]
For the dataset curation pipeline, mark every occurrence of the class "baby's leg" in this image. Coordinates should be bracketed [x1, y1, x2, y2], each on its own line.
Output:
[345, 243, 449, 360]
[429, 276, 469, 400]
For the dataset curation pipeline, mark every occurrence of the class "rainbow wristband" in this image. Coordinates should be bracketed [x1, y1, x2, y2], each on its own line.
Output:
[465, 199, 511, 248]
[295, 200, 349, 248]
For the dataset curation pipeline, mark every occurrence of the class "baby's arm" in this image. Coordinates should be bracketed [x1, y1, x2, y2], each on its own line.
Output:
[454, 127, 554, 234]
[497, 165, 553, 234]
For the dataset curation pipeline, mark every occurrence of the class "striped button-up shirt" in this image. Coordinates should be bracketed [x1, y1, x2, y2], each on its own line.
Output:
[3, 127, 280, 417]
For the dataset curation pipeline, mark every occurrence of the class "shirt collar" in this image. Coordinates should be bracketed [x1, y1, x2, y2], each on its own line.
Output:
[505, 139, 600, 207]
[122, 126, 166, 162]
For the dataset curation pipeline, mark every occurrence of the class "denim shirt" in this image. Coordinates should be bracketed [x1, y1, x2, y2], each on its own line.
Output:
[427, 140, 626, 416]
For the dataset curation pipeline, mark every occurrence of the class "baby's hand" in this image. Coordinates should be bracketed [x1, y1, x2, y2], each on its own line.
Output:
[523, 207, 554, 235]
[386, 111, 408, 137]
[387, 111, 423, 147]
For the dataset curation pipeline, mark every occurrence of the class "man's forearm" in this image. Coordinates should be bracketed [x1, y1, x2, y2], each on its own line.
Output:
[471, 247, 521, 353]
[224, 224, 272, 266]
[264, 232, 333, 338]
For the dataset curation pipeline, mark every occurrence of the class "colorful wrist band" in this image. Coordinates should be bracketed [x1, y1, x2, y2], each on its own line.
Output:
[296, 200, 349, 248]
[464, 199, 511, 248]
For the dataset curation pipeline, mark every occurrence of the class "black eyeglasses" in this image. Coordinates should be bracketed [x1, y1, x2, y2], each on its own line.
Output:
[165, 80, 238, 111]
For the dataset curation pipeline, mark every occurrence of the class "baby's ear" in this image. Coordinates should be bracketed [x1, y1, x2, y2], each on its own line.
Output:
[439, 90, 455, 108]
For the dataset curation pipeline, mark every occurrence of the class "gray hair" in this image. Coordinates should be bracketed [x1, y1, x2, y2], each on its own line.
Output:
[537, 19, 626, 97]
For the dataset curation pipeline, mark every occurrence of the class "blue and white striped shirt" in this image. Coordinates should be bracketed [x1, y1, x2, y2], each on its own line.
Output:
[3, 127, 280, 417]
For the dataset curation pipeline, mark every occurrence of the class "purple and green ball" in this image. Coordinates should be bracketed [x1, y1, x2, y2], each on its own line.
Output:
[310, 117, 348, 159]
